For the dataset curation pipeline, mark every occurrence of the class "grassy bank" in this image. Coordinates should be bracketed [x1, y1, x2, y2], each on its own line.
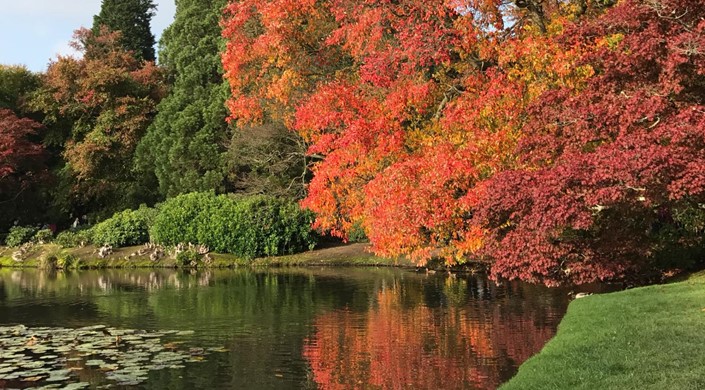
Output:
[501, 272, 705, 390]
[0, 242, 416, 269]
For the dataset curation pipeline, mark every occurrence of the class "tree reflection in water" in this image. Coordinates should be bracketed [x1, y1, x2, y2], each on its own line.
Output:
[303, 276, 568, 390]
[0, 268, 568, 389]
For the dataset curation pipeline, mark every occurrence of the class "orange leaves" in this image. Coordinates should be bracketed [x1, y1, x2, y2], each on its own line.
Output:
[32, 28, 163, 206]
[220, 0, 705, 284]
[222, 0, 340, 126]
[221, 0, 621, 275]
[363, 144, 482, 263]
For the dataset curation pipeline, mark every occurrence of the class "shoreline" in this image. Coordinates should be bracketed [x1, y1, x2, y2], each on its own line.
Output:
[0, 242, 441, 271]
[500, 271, 705, 389]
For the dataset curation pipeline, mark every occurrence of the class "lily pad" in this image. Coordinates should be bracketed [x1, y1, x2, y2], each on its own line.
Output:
[63, 382, 91, 390]
[0, 324, 206, 387]
[46, 375, 71, 382]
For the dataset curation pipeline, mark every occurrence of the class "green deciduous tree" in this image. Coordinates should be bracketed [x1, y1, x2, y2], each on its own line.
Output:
[93, 0, 157, 62]
[0, 65, 40, 114]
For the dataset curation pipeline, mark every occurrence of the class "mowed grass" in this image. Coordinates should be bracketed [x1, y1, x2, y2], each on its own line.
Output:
[501, 272, 705, 390]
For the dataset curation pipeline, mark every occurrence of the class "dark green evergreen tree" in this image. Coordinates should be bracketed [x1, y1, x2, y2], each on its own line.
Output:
[135, 0, 231, 197]
[93, 0, 157, 62]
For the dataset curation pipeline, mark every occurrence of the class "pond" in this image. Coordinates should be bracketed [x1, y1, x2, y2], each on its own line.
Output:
[0, 267, 570, 389]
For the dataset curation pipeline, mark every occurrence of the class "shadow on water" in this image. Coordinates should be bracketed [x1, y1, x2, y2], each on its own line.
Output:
[0, 267, 570, 389]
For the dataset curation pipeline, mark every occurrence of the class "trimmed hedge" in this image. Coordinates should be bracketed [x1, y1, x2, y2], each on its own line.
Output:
[91, 206, 156, 247]
[150, 193, 317, 258]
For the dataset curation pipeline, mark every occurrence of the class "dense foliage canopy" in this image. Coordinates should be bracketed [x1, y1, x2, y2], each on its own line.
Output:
[136, 0, 231, 197]
[30, 28, 164, 218]
[1, 0, 703, 285]
[222, 0, 705, 285]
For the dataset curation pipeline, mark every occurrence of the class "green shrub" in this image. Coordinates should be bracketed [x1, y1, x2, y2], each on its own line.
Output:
[57, 253, 78, 269]
[150, 192, 317, 258]
[176, 249, 200, 267]
[5, 226, 37, 247]
[347, 221, 368, 243]
[55, 229, 93, 248]
[92, 207, 154, 247]
[133, 204, 158, 228]
[149, 192, 223, 247]
[34, 229, 53, 244]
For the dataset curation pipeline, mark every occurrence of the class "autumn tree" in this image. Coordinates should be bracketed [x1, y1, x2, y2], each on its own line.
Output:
[0, 109, 46, 229]
[222, 0, 593, 251]
[31, 28, 164, 219]
[136, 0, 231, 198]
[93, 0, 157, 61]
[473, 0, 705, 285]
[222, 0, 703, 285]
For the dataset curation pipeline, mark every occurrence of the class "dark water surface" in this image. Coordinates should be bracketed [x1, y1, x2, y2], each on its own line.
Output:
[0, 267, 570, 389]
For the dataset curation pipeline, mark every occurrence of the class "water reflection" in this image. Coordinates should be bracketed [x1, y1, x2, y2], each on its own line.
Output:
[303, 277, 567, 390]
[0, 268, 568, 389]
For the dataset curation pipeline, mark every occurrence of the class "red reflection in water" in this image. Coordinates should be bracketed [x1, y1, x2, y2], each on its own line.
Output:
[303, 278, 563, 389]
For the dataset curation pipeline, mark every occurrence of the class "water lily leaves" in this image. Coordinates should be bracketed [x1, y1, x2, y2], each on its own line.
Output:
[78, 325, 107, 331]
[99, 363, 119, 371]
[0, 324, 209, 387]
[63, 382, 90, 390]
[46, 375, 71, 382]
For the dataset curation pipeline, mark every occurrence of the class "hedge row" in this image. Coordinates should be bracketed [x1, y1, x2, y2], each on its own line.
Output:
[149, 193, 317, 258]
[3, 193, 318, 259]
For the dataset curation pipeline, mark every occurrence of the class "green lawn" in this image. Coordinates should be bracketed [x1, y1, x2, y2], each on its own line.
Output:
[502, 272, 705, 389]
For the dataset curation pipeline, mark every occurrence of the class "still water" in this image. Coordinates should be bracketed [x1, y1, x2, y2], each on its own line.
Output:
[0, 267, 569, 389]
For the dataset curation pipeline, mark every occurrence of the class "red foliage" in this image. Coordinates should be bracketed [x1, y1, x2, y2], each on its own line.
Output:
[303, 278, 564, 389]
[473, 0, 705, 285]
[34, 28, 163, 206]
[0, 109, 45, 200]
[223, 0, 705, 285]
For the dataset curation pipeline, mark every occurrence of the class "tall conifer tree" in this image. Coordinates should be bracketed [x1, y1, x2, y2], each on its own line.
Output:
[93, 0, 157, 62]
[135, 0, 231, 197]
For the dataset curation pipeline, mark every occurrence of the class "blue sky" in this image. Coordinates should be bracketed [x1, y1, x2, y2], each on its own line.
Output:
[0, 1, 177, 72]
